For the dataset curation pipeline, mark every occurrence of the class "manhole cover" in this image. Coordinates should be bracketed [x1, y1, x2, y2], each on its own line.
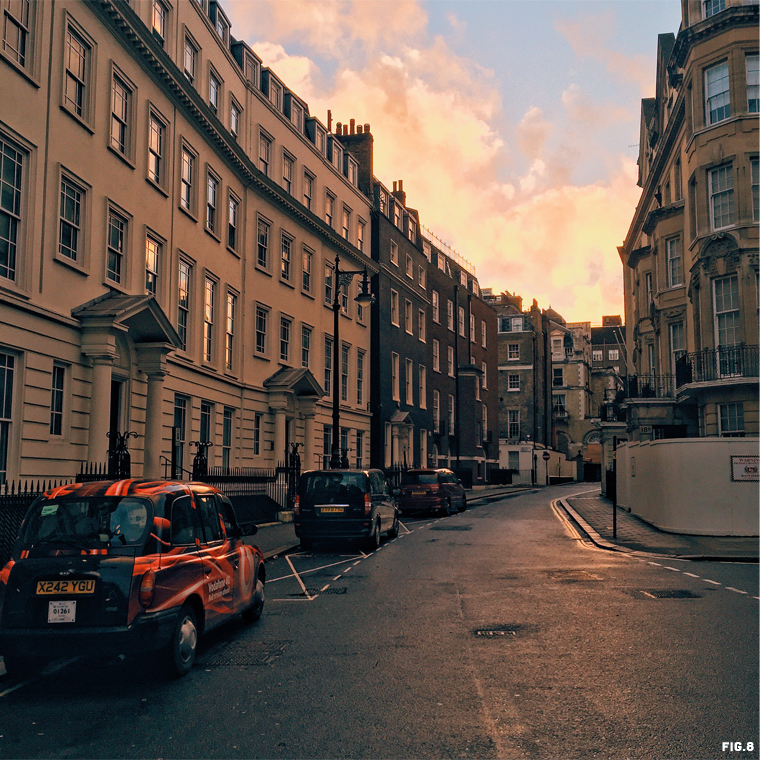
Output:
[430, 524, 472, 531]
[200, 640, 291, 667]
[546, 570, 602, 582]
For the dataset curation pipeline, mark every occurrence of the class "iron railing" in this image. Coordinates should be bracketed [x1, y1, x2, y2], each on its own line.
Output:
[0, 479, 69, 567]
[675, 345, 759, 389]
[625, 373, 676, 399]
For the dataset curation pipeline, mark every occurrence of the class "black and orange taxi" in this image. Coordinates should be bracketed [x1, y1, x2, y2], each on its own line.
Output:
[0, 479, 265, 678]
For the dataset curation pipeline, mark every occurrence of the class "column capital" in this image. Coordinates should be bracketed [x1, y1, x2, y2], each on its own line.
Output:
[135, 342, 173, 377]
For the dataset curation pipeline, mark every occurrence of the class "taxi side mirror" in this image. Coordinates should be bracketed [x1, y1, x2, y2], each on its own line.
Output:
[242, 523, 258, 536]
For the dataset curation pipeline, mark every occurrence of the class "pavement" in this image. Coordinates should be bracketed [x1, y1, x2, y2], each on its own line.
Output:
[560, 488, 759, 563]
[248, 483, 759, 564]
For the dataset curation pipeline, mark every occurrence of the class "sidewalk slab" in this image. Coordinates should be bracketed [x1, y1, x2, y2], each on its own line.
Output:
[563, 492, 759, 562]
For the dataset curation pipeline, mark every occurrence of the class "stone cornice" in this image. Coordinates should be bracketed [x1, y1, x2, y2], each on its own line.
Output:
[86, 0, 378, 274]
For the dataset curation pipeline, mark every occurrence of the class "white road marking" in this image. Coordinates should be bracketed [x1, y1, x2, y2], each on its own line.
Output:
[649, 562, 662, 567]
[285, 554, 315, 600]
[399, 521, 412, 535]
[344, 566, 352, 573]
[352, 560, 362, 566]
[704, 579, 721, 585]
[726, 587, 748, 595]
[321, 584, 330, 593]
[664, 566, 681, 572]
[332, 575, 342, 581]
[683, 572, 700, 578]
[269, 556, 363, 583]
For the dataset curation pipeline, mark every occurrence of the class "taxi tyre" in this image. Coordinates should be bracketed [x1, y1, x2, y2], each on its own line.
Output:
[242, 576, 265, 623]
[444, 498, 453, 516]
[165, 602, 198, 678]
[364, 520, 381, 552]
[459, 495, 467, 513]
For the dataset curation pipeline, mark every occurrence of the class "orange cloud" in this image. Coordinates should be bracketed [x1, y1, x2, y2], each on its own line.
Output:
[229, 1, 641, 322]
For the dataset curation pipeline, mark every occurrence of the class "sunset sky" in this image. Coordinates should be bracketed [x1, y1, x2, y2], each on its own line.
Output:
[224, 0, 683, 323]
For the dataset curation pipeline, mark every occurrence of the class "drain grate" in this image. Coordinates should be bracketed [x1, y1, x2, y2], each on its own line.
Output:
[546, 570, 602, 582]
[472, 624, 532, 638]
[200, 640, 291, 667]
[475, 629, 517, 638]
[430, 524, 472, 531]
[641, 589, 701, 599]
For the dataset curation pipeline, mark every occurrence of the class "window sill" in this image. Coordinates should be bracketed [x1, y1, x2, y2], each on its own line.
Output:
[60, 104, 95, 134]
[178, 204, 198, 224]
[279, 278, 295, 289]
[107, 144, 136, 170]
[255, 264, 273, 277]
[205, 227, 221, 244]
[103, 277, 128, 294]
[226, 244, 241, 259]
[0, 52, 41, 88]
[54, 253, 89, 275]
[146, 176, 169, 198]
[301, 289, 315, 300]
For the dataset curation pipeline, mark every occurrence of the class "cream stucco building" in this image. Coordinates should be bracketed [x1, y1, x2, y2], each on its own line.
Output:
[0, 0, 375, 482]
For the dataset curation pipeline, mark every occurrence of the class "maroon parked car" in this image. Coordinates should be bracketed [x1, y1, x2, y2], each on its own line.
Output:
[396, 469, 467, 516]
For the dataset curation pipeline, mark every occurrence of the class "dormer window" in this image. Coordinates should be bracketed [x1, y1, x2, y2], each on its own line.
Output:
[269, 79, 283, 111]
[209, 71, 220, 113]
[244, 55, 259, 89]
[315, 126, 326, 156]
[331, 139, 343, 172]
[347, 158, 358, 188]
[291, 101, 304, 132]
[379, 189, 388, 215]
[393, 200, 401, 228]
[216, 15, 228, 45]
[408, 216, 417, 242]
[152, 0, 167, 46]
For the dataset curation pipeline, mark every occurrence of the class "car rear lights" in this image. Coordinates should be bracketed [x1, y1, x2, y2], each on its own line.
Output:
[294, 494, 300, 515]
[364, 493, 371, 516]
[138, 570, 156, 608]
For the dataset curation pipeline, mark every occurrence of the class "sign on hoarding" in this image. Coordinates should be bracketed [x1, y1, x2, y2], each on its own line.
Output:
[731, 456, 759, 482]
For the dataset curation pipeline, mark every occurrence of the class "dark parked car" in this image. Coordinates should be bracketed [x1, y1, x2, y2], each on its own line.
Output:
[396, 469, 467, 516]
[0, 480, 265, 679]
[294, 469, 399, 550]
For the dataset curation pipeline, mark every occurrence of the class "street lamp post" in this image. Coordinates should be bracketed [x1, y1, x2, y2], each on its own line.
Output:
[330, 253, 374, 469]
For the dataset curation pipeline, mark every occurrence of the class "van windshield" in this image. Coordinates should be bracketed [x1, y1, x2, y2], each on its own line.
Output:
[299, 473, 367, 502]
[21, 497, 152, 549]
[400, 472, 438, 486]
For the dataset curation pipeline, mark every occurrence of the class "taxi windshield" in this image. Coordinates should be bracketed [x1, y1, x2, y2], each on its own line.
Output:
[22, 497, 152, 549]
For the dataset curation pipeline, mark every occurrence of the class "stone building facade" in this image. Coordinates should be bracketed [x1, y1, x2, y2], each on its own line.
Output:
[0, 0, 375, 482]
[619, 0, 758, 442]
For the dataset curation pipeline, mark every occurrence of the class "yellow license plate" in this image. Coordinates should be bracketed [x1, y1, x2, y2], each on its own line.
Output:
[36, 579, 96, 595]
[320, 507, 344, 514]
[412, 491, 426, 496]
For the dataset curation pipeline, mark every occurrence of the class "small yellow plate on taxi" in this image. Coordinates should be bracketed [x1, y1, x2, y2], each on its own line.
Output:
[36, 580, 96, 595]
[412, 491, 426, 496]
[319, 507, 345, 513]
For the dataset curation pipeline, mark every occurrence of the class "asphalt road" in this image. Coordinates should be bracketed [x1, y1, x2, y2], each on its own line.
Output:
[1, 485, 757, 760]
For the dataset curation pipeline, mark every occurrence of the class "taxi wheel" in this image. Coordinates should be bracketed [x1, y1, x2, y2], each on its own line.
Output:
[459, 495, 467, 513]
[445, 498, 453, 516]
[166, 603, 198, 678]
[2, 654, 45, 679]
[242, 576, 265, 623]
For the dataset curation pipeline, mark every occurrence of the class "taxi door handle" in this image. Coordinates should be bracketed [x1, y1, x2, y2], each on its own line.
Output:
[204, 567, 212, 575]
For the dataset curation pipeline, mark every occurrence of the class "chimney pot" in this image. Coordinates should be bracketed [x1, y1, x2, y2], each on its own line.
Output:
[393, 181, 397, 192]
[336, 122, 342, 135]
[364, 123, 370, 133]
[399, 180, 403, 191]
[350, 118, 355, 135]
[327, 110, 332, 132]
[357, 125, 363, 134]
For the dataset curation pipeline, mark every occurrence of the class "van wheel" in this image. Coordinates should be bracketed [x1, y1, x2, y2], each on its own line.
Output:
[2, 654, 45, 679]
[165, 603, 198, 678]
[388, 511, 399, 538]
[445, 498, 452, 516]
[364, 520, 380, 552]
[459, 495, 467, 513]
[242, 576, 265, 623]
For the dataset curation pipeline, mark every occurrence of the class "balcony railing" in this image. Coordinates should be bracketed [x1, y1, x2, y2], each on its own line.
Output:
[675, 345, 759, 389]
[625, 373, 675, 399]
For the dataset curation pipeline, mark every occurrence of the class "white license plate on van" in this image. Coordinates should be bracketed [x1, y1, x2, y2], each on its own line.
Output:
[48, 600, 76, 623]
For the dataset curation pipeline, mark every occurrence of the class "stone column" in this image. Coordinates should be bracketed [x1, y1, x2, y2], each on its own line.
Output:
[269, 393, 289, 465]
[391, 425, 400, 466]
[299, 398, 318, 470]
[87, 357, 115, 464]
[135, 344, 172, 479]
